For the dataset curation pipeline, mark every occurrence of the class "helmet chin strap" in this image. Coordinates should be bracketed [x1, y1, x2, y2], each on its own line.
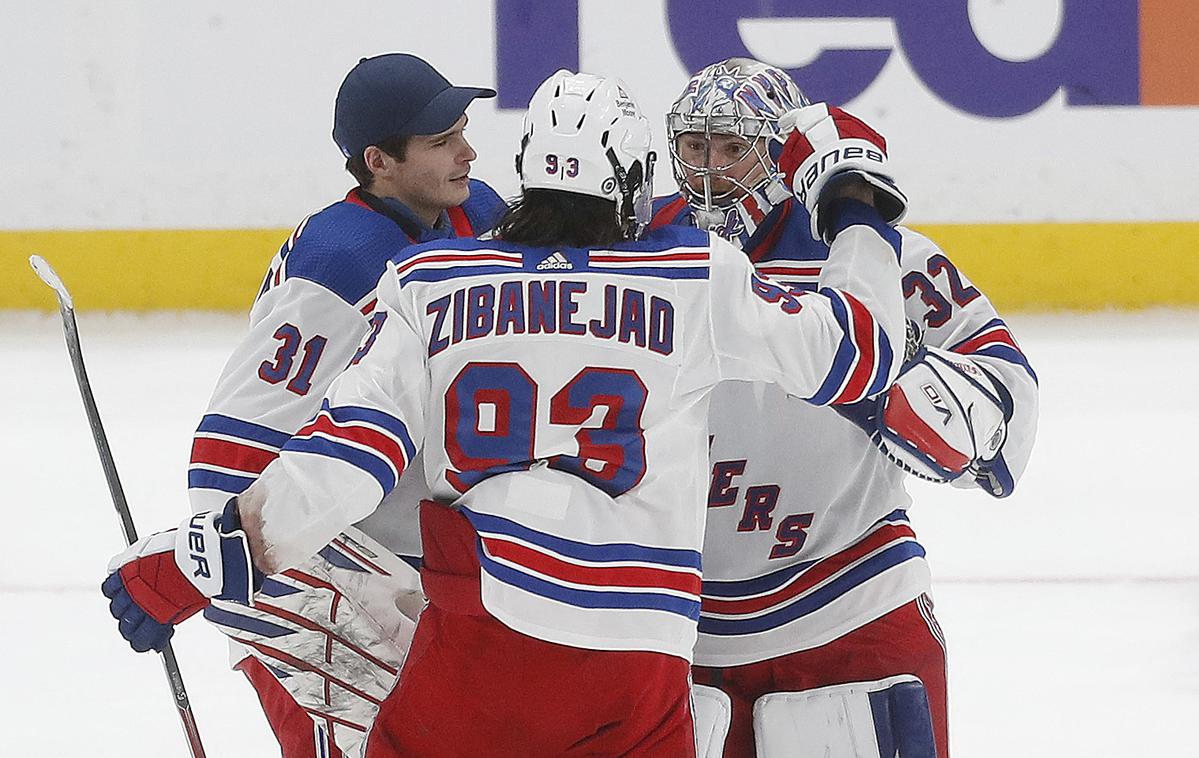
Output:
[606, 146, 655, 240]
[693, 177, 790, 246]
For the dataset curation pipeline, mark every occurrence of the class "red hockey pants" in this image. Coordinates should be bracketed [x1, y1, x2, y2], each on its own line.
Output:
[692, 595, 949, 758]
[364, 501, 696, 758]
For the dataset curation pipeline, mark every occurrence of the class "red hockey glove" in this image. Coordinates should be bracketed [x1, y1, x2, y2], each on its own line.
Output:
[102, 500, 259, 652]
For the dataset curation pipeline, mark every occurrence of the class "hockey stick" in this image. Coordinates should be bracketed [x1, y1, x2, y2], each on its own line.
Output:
[29, 255, 208, 758]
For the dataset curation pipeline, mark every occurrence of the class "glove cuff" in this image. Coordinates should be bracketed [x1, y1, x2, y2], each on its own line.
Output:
[172, 502, 259, 606]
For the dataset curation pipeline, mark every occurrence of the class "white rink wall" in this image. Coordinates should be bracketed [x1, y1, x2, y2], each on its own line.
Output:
[3, 0, 1198, 229]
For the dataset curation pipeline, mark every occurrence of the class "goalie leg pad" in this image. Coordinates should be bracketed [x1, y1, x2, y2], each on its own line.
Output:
[753, 675, 937, 758]
[692, 683, 732, 758]
[209, 527, 422, 758]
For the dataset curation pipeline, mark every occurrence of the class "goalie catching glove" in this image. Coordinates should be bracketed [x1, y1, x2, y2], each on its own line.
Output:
[774, 103, 908, 243]
[872, 347, 1009, 482]
[101, 499, 261, 652]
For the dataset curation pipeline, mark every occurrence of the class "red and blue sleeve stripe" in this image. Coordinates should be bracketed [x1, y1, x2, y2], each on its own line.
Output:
[808, 288, 895, 405]
[282, 401, 416, 495]
[951, 318, 1037, 383]
[461, 508, 703, 620]
[188, 414, 291, 494]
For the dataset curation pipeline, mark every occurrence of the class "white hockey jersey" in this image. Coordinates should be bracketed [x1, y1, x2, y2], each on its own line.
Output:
[241, 212, 906, 662]
[186, 185, 504, 707]
[695, 226, 1039, 666]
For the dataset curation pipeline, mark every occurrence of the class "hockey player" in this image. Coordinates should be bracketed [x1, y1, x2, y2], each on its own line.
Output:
[103, 70, 911, 757]
[183, 53, 505, 758]
[657, 59, 1039, 757]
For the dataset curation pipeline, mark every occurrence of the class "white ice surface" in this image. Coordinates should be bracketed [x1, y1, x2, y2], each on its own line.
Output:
[2, 309, 1197, 757]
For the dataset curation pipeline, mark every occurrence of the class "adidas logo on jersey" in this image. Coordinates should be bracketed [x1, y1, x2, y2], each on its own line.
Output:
[537, 252, 573, 270]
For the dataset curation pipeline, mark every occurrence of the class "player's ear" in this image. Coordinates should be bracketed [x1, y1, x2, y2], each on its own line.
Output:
[363, 145, 393, 178]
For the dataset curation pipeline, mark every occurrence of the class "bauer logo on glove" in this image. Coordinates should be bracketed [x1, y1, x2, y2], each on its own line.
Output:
[102, 499, 260, 652]
[772, 103, 908, 243]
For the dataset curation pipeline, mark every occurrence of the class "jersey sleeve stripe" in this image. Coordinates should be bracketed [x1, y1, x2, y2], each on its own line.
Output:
[808, 288, 892, 405]
[189, 437, 279, 475]
[195, 414, 291, 449]
[187, 469, 256, 494]
[282, 435, 401, 494]
[316, 402, 417, 462]
[836, 290, 883, 402]
[296, 414, 410, 471]
[950, 318, 1038, 383]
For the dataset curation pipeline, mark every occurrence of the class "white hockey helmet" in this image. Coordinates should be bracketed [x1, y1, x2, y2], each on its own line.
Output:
[517, 70, 656, 239]
[667, 58, 809, 228]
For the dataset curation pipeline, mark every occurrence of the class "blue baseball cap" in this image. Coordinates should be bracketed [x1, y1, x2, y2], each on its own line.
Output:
[333, 53, 496, 158]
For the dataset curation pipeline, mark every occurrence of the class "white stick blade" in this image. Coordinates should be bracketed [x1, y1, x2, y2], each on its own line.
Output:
[29, 254, 74, 309]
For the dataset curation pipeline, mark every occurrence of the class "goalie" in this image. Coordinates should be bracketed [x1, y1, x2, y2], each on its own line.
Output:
[653, 58, 1039, 757]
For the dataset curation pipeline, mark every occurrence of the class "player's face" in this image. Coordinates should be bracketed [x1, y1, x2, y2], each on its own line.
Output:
[373, 115, 478, 225]
[674, 132, 769, 202]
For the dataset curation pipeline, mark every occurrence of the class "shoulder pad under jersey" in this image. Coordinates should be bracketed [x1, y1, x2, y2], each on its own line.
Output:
[280, 200, 417, 306]
[650, 193, 695, 230]
[747, 199, 828, 265]
[631, 224, 711, 251]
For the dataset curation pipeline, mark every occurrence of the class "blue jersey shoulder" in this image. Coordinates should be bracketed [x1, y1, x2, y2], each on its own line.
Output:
[632, 224, 711, 251]
[281, 186, 505, 306]
[650, 193, 696, 229]
[752, 199, 828, 263]
[281, 200, 411, 306]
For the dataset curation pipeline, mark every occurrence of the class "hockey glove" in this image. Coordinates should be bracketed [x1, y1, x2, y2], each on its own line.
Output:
[874, 347, 1009, 482]
[774, 103, 907, 243]
[102, 499, 259, 652]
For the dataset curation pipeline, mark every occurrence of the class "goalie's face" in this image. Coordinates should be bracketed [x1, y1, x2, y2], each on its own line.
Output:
[673, 131, 771, 206]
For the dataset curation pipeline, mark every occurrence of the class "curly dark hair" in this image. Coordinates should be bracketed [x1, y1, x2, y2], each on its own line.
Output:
[493, 189, 627, 248]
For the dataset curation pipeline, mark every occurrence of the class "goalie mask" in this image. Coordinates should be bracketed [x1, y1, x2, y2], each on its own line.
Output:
[667, 58, 809, 244]
[518, 70, 656, 240]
